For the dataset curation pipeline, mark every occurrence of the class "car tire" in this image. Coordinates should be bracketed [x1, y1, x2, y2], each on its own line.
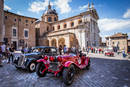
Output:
[28, 62, 36, 72]
[36, 63, 47, 77]
[63, 64, 75, 85]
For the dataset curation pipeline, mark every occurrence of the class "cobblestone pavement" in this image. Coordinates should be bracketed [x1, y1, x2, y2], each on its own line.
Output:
[0, 57, 130, 87]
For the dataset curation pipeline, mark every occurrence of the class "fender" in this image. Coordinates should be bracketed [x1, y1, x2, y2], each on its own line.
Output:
[37, 59, 49, 65]
[64, 61, 75, 67]
[25, 58, 37, 68]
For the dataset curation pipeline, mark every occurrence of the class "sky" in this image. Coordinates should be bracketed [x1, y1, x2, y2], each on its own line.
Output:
[4, 0, 130, 42]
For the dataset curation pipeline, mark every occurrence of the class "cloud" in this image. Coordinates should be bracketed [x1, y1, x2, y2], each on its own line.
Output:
[123, 9, 130, 18]
[28, 0, 49, 13]
[17, 11, 23, 15]
[79, 4, 88, 11]
[28, 0, 72, 14]
[4, 4, 11, 10]
[98, 18, 130, 31]
[55, 0, 72, 14]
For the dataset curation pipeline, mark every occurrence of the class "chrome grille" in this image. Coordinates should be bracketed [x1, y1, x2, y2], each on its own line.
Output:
[48, 62, 59, 71]
[18, 55, 25, 66]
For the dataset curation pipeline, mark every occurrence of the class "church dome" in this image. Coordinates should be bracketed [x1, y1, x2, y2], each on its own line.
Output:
[44, 9, 57, 15]
[44, 3, 57, 15]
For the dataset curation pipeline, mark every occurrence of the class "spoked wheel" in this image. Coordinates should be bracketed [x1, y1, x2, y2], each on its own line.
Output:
[28, 62, 36, 72]
[63, 65, 75, 85]
[36, 63, 47, 77]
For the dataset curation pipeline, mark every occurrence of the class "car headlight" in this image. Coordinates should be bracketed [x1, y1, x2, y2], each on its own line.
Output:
[24, 58, 27, 62]
[14, 56, 18, 60]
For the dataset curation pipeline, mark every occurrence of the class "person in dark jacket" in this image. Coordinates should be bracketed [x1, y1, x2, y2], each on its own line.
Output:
[8, 45, 15, 63]
[59, 45, 62, 55]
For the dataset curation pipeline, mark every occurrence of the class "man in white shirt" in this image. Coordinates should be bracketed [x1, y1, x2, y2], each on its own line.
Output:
[1, 42, 6, 58]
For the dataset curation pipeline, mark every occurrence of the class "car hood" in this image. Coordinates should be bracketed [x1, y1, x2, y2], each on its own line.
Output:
[24, 52, 41, 58]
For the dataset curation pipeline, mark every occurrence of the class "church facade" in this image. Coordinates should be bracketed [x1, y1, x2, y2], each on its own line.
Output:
[36, 3, 100, 50]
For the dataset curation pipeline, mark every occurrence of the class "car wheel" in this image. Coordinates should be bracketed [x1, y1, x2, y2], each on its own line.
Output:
[36, 63, 47, 77]
[63, 64, 75, 85]
[28, 62, 36, 72]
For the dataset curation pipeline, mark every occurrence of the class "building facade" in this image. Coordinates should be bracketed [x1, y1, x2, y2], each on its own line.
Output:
[4, 11, 37, 49]
[0, 0, 5, 44]
[36, 3, 100, 50]
[106, 33, 128, 53]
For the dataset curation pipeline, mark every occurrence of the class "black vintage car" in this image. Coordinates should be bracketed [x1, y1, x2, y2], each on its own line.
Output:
[13, 46, 58, 72]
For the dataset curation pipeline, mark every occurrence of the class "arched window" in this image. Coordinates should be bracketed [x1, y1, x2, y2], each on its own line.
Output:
[53, 26, 55, 31]
[47, 26, 49, 32]
[54, 17, 57, 21]
[48, 17, 52, 22]
[63, 23, 67, 28]
[71, 22, 74, 27]
[57, 25, 60, 29]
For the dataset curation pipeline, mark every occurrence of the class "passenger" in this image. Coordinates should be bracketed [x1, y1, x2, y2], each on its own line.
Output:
[66, 48, 72, 55]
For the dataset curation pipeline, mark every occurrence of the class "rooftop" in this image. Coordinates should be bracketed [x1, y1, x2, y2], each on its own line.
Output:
[106, 33, 128, 39]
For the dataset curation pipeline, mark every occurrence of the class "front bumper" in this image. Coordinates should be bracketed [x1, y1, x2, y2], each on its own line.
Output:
[13, 57, 27, 69]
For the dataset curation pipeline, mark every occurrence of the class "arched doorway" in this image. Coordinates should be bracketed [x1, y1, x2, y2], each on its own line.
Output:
[70, 34, 79, 48]
[51, 39, 57, 47]
[58, 38, 65, 48]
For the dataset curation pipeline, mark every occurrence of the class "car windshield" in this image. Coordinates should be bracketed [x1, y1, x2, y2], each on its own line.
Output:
[69, 53, 76, 56]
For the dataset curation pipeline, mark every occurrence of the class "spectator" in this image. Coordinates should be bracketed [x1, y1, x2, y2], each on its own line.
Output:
[28, 46, 32, 53]
[21, 46, 25, 53]
[1, 42, 6, 58]
[63, 45, 67, 54]
[24, 47, 28, 53]
[122, 50, 126, 58]
[59, 45, 62, 55]
[0, 46, 3, 67]
[86, 48, 89, 54]
[6, 44, 10, 63]
[8, 45, 15, 63]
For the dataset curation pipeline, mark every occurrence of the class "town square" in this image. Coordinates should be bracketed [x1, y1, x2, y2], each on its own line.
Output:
[0, 0, 130, 87]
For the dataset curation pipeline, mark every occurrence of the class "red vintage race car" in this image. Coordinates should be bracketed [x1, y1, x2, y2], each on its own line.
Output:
[36, 52, 90, 85]
[104, 50, 114, 57]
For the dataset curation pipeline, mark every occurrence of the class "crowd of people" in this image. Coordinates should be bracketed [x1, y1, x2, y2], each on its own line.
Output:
[0, 42, 15, 66]
[0, 42, 128, 67]
[0, 42, 33, 67]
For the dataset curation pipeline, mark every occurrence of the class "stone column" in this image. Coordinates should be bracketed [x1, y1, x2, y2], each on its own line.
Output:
[0, 0, 5, 43]
[81, 30, 86, 51]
